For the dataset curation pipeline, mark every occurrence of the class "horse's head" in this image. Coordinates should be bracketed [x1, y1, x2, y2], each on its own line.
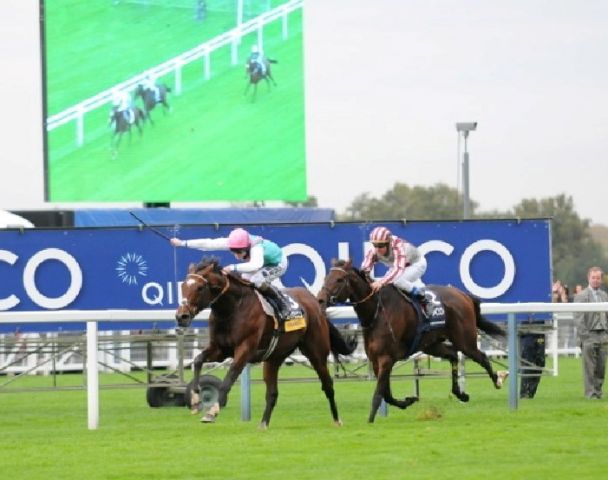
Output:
[175, 257, 227, 327]
[318, 259, 360, 307]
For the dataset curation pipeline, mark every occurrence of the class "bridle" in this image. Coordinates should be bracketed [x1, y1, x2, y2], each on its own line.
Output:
[321, 267, 375, 306]
[181, 269, 231, 314]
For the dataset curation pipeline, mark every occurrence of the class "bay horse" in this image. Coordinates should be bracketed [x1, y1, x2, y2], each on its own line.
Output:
[317, 259, 507, 423]
[175, 257, 357, 429]
[244, 58, 277, 101]
[134, 83, 171, 122]
[108, 106, 146, 157]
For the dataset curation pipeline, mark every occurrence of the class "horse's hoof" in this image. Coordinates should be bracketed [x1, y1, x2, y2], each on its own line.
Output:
[456, 392, 470, 403]
[496, 370, 509, 389]
[258, 422, 268, 431]
[405, 396, 419, 407]
[200, 413, 217, 423]
[190, 404, 201, 415]
[334, 419, 343, 427]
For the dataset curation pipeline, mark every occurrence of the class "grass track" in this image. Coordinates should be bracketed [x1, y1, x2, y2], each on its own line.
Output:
[45, 0, 305, 203]
[1, 357, 608, 479]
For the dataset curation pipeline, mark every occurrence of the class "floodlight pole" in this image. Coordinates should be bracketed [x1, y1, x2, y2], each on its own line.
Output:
[462, 131, 471, 219]
[456, 122, 477, 220]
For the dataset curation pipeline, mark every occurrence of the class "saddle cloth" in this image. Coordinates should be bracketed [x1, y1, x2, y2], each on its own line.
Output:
[254, 291, 306, 332]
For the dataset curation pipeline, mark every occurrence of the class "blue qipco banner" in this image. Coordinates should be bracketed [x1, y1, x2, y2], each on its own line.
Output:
[0, 220, 551, 328]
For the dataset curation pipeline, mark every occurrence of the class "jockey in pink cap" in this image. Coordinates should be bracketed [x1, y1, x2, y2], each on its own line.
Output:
[170, 228, 291, 318]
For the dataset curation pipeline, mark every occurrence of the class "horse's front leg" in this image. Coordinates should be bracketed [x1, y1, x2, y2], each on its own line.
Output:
[369, 355, 418, 423]
[190, 343, 223, 414]
[201, 342, 254, 423]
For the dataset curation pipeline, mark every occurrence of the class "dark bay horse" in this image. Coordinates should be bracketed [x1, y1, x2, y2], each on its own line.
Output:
[175, 257, 357, 429]
[108, 106, 146, 156]
[244, 58, 277, 101]
[317, 259, 507, 423]
[134, 83, 171, 122]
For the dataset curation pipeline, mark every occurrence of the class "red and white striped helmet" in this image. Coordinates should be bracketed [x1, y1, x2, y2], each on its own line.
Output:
[369, 226, 392, 243]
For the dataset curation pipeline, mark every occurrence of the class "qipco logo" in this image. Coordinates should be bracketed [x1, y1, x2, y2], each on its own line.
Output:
[0, 248, 83, 310]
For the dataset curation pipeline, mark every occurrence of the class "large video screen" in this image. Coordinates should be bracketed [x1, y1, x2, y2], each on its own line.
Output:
[43, 0, 306, 203]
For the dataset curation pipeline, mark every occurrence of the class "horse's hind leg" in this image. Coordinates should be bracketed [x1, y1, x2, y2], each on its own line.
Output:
[425, 342, 469, 402]
[301, 344, 341, 425]
[463, 347, 505, 389]
[260, 360, 280, 429]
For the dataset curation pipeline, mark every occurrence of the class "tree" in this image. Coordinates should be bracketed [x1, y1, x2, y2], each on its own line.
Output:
[339, 184, 608, 289]
[284, 196, 318, 208]
[510, 194, 608, 288]
[339, 183, 475, 221]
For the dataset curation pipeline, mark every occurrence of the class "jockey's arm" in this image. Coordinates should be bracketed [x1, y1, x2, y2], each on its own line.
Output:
[230, 244, 265, 274]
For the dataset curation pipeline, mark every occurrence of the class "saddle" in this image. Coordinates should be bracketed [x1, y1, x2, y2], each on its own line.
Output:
[392, 286, 446, 329]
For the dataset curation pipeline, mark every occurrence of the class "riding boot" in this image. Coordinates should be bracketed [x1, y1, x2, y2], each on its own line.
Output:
[410, 286, 429, 318]
[259, 285, 291, 319]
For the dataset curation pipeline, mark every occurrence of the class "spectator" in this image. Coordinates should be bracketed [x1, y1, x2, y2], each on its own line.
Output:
[573, 266, 608, 399]
[552, 280, 569, 303]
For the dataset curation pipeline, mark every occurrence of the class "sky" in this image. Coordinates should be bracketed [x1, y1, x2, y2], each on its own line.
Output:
[2, 1, 608, 225]
[304, 1, 608, 224]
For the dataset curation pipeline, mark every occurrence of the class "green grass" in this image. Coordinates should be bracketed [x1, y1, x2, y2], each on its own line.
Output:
[1, 357, 608, 479]
[44, 0, 306, 203]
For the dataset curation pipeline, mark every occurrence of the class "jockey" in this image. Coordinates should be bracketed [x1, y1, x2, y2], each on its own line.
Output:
[142, 74, 160, 104]
[247, 44, 266, 75]
[170, 228, 291, 318]
[360, 226, 430, 312]
[111, 88, 134, 124]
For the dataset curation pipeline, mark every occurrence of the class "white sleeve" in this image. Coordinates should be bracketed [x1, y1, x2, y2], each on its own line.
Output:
[234, 244, 265, 273]
[182, 237, 230, 251]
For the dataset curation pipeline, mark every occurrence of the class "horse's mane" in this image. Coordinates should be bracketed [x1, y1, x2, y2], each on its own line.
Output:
[196, 255, 221, 272]
[196, 255, 253, 288]
[333, 259, 368, 283]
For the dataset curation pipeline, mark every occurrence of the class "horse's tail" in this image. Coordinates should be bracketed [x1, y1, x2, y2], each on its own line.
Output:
[327, 320, 358, 356]
[471, 294, 506, 339]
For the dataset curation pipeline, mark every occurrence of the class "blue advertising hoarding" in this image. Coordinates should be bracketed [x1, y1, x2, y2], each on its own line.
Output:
[0, 219, 551, 332]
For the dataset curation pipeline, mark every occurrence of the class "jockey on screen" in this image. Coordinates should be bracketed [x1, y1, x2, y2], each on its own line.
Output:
[110, 88, 134, 124]
[142, 74, 161, 104]
[170, 228, 291, 319]
[247, 44, 267, 76]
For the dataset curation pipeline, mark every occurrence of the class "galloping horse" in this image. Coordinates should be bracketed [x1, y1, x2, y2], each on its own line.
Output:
[175, 257, 357, 428]
[244, 58, 277, 101]
[108, 106, 146, 156]
[317, 259, 507, 423]
[134, 83, 171, 122]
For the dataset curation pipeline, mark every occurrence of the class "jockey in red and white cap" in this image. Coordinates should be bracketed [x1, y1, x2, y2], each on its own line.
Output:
[360, 226, 427, 300]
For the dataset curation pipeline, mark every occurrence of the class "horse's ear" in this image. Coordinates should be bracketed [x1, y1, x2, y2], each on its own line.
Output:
[330, 258, 338, 267]
[188, 263, 196, 274]
[345, 259, 353, 269]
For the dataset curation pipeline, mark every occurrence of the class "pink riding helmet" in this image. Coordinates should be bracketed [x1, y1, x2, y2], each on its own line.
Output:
[227, 228, 251, 249]
[369, 226, 392, 243]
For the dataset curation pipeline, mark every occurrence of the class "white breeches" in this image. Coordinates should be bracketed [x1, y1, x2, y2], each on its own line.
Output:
[391, 257, 427, 292]
[242, 257, 288, 288]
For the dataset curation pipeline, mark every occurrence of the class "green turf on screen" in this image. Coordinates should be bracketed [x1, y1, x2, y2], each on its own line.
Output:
[44, 0, 306, 203]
